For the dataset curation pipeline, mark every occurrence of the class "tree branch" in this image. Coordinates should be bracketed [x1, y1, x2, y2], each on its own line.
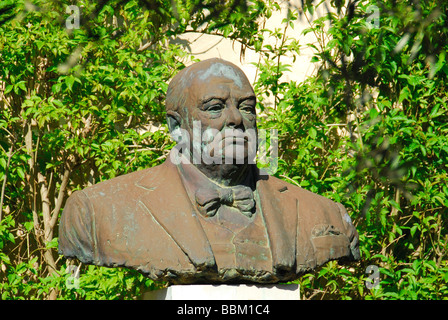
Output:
[0, 145, 14, 222]
[50, 168, 70, 229]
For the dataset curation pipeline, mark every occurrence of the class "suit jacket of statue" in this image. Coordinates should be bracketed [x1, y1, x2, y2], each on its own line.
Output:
[58, 155, 360, 284]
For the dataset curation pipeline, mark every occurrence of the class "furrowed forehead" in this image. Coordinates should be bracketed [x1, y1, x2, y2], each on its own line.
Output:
[196, 62, 244, 89]
[166, 59, 254, 113]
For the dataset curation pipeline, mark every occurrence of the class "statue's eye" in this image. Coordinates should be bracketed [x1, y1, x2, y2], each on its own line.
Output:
[239, 104, 255, 114]
[239, 99, 256, 114]
[207, 103, 224, 112]
[203, 99, 225, 113]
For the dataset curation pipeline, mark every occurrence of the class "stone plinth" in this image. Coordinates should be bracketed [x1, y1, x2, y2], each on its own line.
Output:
[141, 283, 300, 300]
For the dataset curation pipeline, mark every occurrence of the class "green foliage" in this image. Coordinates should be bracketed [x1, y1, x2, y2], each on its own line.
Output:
[0, 0, 184, 299]
[1, 0, 447, 300]
[252, 0, 448, 299]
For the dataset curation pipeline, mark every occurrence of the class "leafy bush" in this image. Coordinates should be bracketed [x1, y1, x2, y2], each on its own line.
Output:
[0, 0, 184, 299]
[252, 0, 448, 299]
[1, 0, 447, 299]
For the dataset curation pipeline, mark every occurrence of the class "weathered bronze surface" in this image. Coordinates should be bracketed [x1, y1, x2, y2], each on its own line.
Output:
[58, 58, 360, 284]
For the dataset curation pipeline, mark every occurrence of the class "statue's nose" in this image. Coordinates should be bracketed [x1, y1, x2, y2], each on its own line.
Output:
[225, 105, 243, 128]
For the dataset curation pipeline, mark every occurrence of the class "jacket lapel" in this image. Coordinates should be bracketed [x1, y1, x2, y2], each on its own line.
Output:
[256, 177, 297, 271]
[134, 157, 216, 270]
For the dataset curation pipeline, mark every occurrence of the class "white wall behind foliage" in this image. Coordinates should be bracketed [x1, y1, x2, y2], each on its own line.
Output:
[172, 1, 331, 87]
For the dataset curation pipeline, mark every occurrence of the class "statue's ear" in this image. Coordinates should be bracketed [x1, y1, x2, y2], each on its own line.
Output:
[166, 110, 183, 143]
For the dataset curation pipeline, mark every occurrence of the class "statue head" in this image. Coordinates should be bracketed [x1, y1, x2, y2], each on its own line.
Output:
[166, 58, 258, 170]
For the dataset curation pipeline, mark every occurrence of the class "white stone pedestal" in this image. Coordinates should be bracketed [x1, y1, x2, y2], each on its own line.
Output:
[141, 283, 300, 300]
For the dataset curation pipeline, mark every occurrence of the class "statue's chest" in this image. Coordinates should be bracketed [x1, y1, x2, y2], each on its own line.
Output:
[197, 205, 273, 272]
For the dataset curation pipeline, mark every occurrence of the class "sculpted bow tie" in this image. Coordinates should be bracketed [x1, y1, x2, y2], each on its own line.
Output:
[195, 185, 255, 218]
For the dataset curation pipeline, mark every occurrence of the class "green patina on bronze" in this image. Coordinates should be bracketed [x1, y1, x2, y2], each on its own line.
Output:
[58, 58, 360, 285]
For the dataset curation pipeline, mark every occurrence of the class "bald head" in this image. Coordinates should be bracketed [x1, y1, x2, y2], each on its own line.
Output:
[165, 58, 258, 170]
[165, 58, 253, 114]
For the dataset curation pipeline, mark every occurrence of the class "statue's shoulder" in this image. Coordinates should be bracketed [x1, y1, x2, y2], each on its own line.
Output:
[261, 174, 356, 232]
[79, 163, 166, 199]
[59, 161, 184, 266]
[262, 174, 339, 210]
[61, 162, 171, 229]
[263, 174, 360, 263]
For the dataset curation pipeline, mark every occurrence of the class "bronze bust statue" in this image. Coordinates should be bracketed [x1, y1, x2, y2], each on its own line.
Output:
[58, 58, 360, 285]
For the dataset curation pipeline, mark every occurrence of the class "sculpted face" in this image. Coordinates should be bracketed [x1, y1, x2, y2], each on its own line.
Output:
[168, 59, 258, 165]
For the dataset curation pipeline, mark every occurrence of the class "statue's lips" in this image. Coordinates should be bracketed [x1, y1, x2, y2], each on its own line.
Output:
[205, 134, 248, 158]
[203, 130, 253, 157]
[221, 135, 247, 146]
[220, 130, 248, 143]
